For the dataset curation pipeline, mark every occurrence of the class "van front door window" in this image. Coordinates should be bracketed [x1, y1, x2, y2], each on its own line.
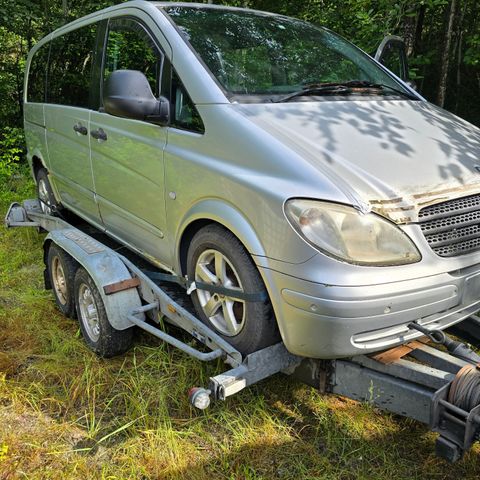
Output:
[104, 18, 162, 97]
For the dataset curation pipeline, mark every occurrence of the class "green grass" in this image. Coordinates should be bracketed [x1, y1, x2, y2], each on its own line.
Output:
[0, 175, 479, 479]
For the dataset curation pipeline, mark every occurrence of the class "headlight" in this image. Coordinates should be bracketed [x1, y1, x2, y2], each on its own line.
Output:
[284, 199, 421, 266]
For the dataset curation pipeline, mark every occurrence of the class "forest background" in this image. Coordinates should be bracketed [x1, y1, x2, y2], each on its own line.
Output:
[0, 0, 479, 177]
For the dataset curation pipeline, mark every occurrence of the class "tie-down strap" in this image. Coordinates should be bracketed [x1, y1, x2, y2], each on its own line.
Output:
[143, 271, 268, 303]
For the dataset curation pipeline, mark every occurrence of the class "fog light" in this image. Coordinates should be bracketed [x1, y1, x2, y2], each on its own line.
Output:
[188, 387, 211, 410]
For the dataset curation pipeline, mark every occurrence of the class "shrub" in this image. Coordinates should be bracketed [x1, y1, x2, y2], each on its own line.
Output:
[0, 126, 25, 178]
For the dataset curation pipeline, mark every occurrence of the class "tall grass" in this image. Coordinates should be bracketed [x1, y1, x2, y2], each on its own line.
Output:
[0, 176, 479, 479]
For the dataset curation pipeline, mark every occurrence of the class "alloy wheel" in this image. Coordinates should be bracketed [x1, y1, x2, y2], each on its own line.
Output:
[194, 249, 246, 336]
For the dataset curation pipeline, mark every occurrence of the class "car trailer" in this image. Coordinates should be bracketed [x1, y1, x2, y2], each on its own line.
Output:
[5, 199, 480, 463]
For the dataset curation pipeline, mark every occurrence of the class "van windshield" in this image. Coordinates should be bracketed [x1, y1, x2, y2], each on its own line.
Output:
[163, 6, 411, 102]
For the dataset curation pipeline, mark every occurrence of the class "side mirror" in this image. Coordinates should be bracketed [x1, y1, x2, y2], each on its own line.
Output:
[375, 35, 409, 82]
[103, 69, 169, 125]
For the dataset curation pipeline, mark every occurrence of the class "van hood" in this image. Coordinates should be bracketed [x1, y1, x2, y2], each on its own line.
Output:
[237, 99, 480, 223]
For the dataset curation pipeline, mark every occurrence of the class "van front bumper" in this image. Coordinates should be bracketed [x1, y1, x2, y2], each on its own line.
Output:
[260, 265, 480, 359]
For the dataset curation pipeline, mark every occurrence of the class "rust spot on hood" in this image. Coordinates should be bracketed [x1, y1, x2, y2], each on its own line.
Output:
[411, 182, 480, 199]
[368, 197, 403, 205]
[369, 181, 480, 224]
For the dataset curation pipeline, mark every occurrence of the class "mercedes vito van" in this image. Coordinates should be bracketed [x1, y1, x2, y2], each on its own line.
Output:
[24, 1, 480, 359]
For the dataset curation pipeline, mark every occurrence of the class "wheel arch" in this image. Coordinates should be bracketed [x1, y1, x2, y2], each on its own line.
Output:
[176, 200, 268, 276]
[31, 154, 47, 180]
[33, 156, 63, 205]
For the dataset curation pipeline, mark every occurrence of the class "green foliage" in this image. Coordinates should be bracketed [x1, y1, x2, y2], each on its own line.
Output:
[0, 127, 25, 178]
[0, 0, 478, 181]
[0, 28, 24, 127]
[465, 34, 480, 66]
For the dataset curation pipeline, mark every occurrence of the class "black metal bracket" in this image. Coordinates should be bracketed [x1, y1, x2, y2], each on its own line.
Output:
[143, 270, 269, 303]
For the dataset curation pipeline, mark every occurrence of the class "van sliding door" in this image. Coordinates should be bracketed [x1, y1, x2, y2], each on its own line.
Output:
[44, 22, 101, 226]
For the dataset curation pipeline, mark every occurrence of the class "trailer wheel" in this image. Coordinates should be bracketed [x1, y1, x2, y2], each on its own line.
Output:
[47, 244, 78, 318]
[74, 268, 133, 358]
[187, 224, 280, 355]
[36, 168, 60, 215]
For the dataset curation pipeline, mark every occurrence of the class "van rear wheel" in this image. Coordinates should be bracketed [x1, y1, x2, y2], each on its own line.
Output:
[36, 168, 60, 215]
[74, 267, 133, 358]
[187, 224, 279, 355]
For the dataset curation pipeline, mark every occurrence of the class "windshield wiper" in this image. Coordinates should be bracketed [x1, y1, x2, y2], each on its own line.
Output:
[272, 84, 351, 103]
[273, 80, 417, 103]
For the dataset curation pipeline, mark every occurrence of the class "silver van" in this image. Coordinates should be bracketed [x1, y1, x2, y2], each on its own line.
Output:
[24, 1, 480, 359]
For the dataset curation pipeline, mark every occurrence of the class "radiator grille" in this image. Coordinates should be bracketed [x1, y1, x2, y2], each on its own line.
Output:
[419, 193, 480, 257]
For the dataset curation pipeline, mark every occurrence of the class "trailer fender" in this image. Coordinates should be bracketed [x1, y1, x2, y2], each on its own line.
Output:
[44, 229, 144, 330]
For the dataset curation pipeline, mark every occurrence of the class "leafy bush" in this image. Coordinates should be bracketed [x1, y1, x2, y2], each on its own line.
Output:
[0, 126, 25, 178]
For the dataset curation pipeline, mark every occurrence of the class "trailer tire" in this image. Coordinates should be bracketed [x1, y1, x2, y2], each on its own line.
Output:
[74, 268, 133, 358]
[187, 224, 280, 355]
[47, 244, 78, 318]
[36, 168, 61, 215]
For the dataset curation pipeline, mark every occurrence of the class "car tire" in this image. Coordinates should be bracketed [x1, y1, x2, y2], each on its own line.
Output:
[36, 168, 61, 215]
[47, 243, 78, 318]
[187, 224, 280, 355]
[74, 267, 133, 358]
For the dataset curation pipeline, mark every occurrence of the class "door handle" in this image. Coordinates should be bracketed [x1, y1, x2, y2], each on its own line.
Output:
[73, 123, 88, 135]
[90, 128, 107, 141]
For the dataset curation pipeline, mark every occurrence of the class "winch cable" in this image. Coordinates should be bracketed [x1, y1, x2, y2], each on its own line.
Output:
[408, 321, 446, 344]
[448, 364, 480, 412]
[408, 321, 480, 364]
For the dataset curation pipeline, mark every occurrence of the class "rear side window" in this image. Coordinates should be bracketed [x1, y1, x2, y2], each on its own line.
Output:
[47, 23, 97, 108]
[104, 18, 163, 97]
[28, 43, 50, 103]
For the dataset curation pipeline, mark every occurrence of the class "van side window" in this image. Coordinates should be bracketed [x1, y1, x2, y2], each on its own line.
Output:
[104, 18, 162, 97]
[28, 43, 50, 103]
[171, 70, 205, 134]
[47, 23, 97, 108]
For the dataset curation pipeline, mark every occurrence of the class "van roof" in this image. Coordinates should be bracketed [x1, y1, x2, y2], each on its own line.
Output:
[154, 2, 280, 16]
[31, 1, 281, 52]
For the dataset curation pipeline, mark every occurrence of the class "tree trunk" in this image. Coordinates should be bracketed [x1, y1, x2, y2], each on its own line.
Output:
[14, 43, 23, 125]
[413, 5, 426, 56]
[26, 18, 32, 51]
[62, 0, 68, 22]
[401, 13, 416, 56]
[437, 0, 457, 108]
[454, 2, 466, 113]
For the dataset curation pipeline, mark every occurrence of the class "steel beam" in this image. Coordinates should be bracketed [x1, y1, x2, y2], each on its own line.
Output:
[331, 360, 435, 423]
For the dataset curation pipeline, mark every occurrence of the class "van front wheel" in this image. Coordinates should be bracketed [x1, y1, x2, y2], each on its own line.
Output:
[187, 225, 279, 355]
